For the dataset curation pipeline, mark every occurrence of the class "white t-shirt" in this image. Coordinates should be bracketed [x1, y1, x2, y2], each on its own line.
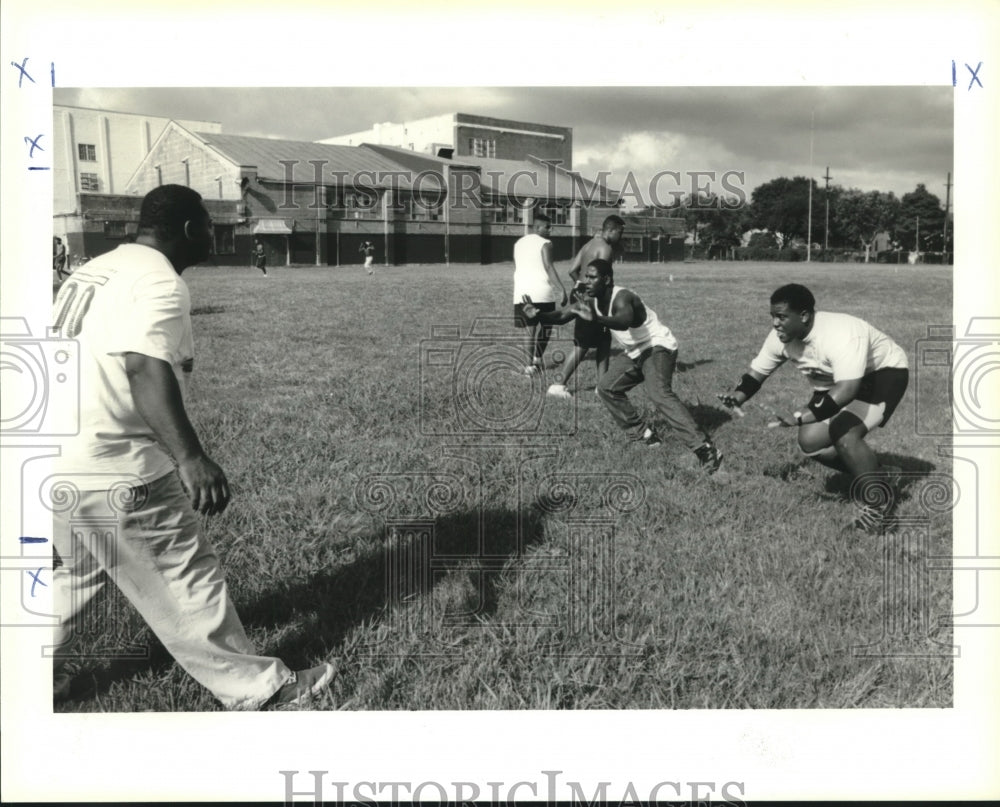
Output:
[512, 233, 558, 303]
[749, 310, 908, 391]
[52, 244, 194, 486]
[597, 285, 678, 358]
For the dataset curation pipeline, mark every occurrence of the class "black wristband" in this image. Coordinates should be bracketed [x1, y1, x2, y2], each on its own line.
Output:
[734, 373, 762, 400]
[808, 392, 843, 422]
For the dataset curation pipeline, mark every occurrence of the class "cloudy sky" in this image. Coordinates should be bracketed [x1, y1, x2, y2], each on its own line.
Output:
[54, 86, 953, 209]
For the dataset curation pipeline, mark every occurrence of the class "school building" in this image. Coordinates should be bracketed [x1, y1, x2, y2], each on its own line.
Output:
[53, 107, 687, 267]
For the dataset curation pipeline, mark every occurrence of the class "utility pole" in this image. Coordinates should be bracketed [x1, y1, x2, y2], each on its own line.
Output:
[823, 166, 832, 259]
[943, 172, 952, 259]
[915, 215, 920, 253]
[806, 111, 814, 262]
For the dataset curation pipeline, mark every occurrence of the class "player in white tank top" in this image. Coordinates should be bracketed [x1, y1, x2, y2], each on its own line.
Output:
[523, 258, 723, 473]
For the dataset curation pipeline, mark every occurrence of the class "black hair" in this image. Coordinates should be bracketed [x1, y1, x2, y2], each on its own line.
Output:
[770, 283, 816, 313]
[588, 258, 614, 280]
[602, 214, 625, 231]
[534, 212, 551, 225]
[137, 184, 206, 241]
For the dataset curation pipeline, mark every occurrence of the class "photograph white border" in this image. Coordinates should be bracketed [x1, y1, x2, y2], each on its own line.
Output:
[2, 1, 998, 802]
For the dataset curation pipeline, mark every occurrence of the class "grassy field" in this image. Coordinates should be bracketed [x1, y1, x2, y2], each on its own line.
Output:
[57, 259, 955, 711]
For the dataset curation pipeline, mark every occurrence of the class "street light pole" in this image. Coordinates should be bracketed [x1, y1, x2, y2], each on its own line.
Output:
[806, 111, 814, 262]
[823, 166, 832, 259]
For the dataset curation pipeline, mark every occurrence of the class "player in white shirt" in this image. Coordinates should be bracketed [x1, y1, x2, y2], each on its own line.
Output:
[50, 185, 334, 709]
[512, 212, 567, 375]
[718, 283, 909, 533]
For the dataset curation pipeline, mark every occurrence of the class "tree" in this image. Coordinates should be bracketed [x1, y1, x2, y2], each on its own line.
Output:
[682, 191, 750, 258]
[834, 188, 901, 262]
[748, 176, 817, 246]
[897, 184, 946, 252]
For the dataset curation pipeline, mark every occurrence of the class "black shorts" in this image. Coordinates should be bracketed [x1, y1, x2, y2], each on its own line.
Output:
[813, 367, 909, 429]
[513, 301, 556, 328]
[569, 287, 610, 350]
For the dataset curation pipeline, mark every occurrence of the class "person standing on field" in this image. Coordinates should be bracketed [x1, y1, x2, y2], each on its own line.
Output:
[254, 240, 268, 276]
[50, 185, 335, 709]
[53, 236, 69, 281]
[546, 214, 624, 400]
[512, 212, 567, 376]
[360, 240, 376, 274]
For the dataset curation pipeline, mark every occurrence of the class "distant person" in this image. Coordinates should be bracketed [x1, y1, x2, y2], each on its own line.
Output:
[53, 236, 69, 281]
[50, 185, 335, 709]
[360, 240, 376, 274]
[717, 283, 908, 534]
[512, 213, 567, 375]
[546, 215, 624, 399]
[254, 241, 268, 276]
[523, 258, 724, 474]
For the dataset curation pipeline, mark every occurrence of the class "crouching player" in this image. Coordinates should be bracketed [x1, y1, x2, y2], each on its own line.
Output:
[718, 283, 909, 534]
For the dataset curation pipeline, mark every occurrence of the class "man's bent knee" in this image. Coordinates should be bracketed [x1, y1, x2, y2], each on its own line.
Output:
[829, 410, 867, 445]
[797, 422, 831, 454]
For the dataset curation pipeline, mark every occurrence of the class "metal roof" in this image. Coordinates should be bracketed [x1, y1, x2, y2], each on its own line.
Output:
[463, 156, 617, 203]
[196, 132, 423, 188]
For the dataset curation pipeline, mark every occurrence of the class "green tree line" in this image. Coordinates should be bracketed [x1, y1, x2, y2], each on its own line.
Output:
[639, 177, 951, 261]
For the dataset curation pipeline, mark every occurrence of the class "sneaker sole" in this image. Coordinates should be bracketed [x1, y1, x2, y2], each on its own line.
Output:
[271, 662, 337, 709]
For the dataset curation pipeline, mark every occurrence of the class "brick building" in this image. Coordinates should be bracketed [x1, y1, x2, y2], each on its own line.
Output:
[55, 108, 688, 268]
[319, 112, 573, 168]
[67, 121, 620, 268]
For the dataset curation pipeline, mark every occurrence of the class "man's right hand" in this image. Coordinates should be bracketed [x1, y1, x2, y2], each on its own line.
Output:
[716, 391, 748, 409]
[571, 300, 594, 321]
[177, 454, 231, 516]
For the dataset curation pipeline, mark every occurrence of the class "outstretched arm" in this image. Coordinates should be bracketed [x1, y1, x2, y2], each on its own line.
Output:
[521, 295, 588, 325]
[717, 368, 769, 409]
[589, 289, 638, 331]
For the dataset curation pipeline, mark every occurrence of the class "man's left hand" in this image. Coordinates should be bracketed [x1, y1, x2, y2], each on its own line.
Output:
[767, 412, 798, 428]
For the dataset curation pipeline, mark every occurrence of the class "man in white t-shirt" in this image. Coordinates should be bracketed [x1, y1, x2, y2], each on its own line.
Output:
[718, 283, 909, 533]
[512, 212, 567, 375]
[50, 184, 334, 709]
[523, 259, 724, 475]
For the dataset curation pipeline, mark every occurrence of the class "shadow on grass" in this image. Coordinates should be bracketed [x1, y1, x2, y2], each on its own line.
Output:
[237, 505, 548, 669]
[191, 304, 227, 316]
[676, 358, 714, 373]
[688, 402, 734, 435]
[58, 505, 548, 707]
[762, 453, 939, 501]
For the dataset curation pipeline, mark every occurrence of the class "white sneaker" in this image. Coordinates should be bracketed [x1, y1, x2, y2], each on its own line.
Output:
[547, 384, 572, 399]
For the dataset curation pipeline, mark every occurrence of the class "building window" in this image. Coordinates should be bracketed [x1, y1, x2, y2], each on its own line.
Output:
[489, 198, 511, 224]
[212, 224, 235, 254]
[489, 198, 532, 224]
[103, 221, 127, 239]
[343, 189, 381, 219]
[406, 193, 443, 221]
[537, 204, 570, 225]
[469, 137, 496, 158]
[80, 173, 100, 192]
[623, 235, 644, 253]
[78, 143, 97, 162]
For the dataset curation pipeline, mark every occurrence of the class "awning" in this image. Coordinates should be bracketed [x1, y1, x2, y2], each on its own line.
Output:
[253, 219, 293, 235]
